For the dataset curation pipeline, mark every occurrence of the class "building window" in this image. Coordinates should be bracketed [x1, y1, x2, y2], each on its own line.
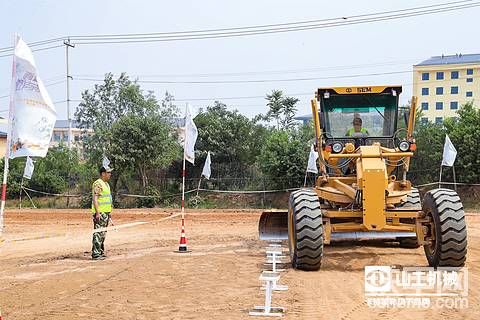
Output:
[436, 87, 443, 95]
[451, 71, 459, 79]
[422, 88, 429, 96]
[466, 77, 473, 83]
[466, 91, 473, 97]
[451, 86, 458, 94]
[435, 117, 443, 124]
[421, 117, 428, 125]
[421, 102, 429, 110]
[436, 72, 444, 80]
[436, 102, 443, 110]
[53, 132, 61, 142]
[467, 68, 473, 75]
[422, 73, 429, 80]
[450, 101, 458, 110]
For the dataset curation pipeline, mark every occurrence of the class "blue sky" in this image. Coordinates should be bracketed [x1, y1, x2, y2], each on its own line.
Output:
[0, 0, 478, 120]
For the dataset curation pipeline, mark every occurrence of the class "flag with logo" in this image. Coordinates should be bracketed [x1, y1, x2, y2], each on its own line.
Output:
[184, 103, 198, 164]
[201, 151, 212, 179]
[441, 135, 457, 167]
[8, 35, 57, 159]
[306, 145, 319, 174]
[22, 156, 34, 179]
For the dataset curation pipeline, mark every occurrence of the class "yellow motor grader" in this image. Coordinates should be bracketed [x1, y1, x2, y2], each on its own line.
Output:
[259, 86, 467, 270]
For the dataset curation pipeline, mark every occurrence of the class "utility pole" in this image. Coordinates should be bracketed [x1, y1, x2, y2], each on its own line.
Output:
[64, 38, 75, 149]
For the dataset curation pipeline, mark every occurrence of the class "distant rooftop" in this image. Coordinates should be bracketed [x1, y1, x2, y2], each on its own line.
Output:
[55, 120, 79, 129]
[415, 53, 480, 67]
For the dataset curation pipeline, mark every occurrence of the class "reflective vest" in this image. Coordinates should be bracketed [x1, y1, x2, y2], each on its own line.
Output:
[346, 127, 368, 136]
[91, 179, 112, 214]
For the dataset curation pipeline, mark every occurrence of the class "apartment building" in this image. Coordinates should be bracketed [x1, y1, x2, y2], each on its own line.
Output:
[413, 54, 479, 124]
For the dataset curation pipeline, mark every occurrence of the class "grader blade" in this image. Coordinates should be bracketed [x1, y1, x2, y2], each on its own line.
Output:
[258, 210, 288, 240]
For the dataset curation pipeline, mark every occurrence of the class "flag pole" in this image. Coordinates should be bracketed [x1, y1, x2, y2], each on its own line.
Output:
[196, 176, 202, 198]
[19, 177, 24, 209]
[438, 165, 443, 189]
[452, 164, 457, 191]
[303, 171, 308, 187]
[0, 34, 17, 237]
[176, 103, 190, 253]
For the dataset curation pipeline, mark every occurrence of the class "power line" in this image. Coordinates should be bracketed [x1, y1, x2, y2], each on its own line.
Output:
[68, 2, 480, 45]
[0, 44, 63, 58]
[0, 1, 477, 54]
[74, 70, 412, 84]
[73, 58, 419, 79]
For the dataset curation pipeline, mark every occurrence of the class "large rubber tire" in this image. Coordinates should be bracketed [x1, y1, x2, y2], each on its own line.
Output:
[397, 188, 421, 248]
[422, 188, 467, 267]
[288, 189, 323, 271]
[399, 188, 421, 209]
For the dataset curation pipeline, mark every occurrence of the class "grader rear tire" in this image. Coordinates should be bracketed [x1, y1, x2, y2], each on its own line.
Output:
[422, 188, 467, 267]
[288, 189, 323, 271]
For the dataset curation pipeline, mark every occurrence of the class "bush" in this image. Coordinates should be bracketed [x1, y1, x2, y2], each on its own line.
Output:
[136, 185, 161, 208]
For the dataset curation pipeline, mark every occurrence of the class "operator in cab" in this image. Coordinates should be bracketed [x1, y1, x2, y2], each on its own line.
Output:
[345, 117, 369, 137]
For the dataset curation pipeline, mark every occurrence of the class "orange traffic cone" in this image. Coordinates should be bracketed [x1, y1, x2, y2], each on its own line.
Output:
[175, 218, 190, 253]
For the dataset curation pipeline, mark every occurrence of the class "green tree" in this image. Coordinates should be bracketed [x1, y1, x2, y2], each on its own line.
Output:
[443, 102, 480, 183]
[195, 101, 267, 168]
[75, 73, 179, 194]
[110, 114, 181, 192]
[262, 90, 299, 129]
[257, 123, 315, 188]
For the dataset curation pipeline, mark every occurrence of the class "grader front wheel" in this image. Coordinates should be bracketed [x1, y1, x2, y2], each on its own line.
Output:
[422, 188, 467, 267]
[288, 189, 323, 271]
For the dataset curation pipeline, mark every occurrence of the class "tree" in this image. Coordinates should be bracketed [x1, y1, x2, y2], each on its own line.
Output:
[261, 90, 299, 129]
[110, 114, 181, 192]
[443, 102, 480, 183]
[195, 101, 267, 170]
[257, 123, 315, 188]
[75, 73, 180, 194]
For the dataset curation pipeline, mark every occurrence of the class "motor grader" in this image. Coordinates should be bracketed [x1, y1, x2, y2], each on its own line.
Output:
[259, 85, 467, 270]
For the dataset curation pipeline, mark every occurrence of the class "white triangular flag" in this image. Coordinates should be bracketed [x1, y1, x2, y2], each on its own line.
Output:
[8, 35, 57, 159]
[306, 145, 319, 174]
[442, 135, 457, 167]
[22, 156, 34, 179]
[184, 103, 198, 164]
[102, 156, 110, 169]
[201, 152, 212, 179]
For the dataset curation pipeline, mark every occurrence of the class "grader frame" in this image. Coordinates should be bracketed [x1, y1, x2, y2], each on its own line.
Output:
[259, 86, 467, 270]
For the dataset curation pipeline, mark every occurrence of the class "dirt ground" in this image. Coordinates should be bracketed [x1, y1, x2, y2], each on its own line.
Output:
[0, 208, 478, 320]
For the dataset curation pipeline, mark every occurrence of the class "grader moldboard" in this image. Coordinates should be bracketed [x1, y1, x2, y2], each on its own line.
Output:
[259, 86, 467, 271]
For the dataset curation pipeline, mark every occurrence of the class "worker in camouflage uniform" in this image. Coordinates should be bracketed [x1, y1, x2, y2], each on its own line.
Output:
[91, 166, 113, 260]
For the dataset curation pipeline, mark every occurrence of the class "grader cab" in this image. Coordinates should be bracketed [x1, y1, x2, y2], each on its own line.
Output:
[259, 86, 467, 270]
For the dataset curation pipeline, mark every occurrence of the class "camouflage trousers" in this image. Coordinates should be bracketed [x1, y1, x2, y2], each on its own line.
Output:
[92, 212, 110, 258]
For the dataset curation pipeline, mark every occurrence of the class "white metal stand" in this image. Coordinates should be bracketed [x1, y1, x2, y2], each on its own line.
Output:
[249, 272, 285, 317]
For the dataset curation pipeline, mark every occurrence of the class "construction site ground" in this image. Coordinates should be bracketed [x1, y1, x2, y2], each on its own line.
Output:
[0, 208, 479, 319]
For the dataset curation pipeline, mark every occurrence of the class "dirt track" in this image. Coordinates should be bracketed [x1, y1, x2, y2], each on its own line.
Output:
[0, 208, 479, 319]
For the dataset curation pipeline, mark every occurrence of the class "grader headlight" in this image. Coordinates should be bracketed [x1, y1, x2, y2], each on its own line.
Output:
[398, 140, 411, 152]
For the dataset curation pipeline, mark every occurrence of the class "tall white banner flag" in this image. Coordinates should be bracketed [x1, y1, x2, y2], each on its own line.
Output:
[8, 36, 57, 159]
[184, 103, 198, 164]
[201, 151, 212, 179]
[23, 156, 34, 180]
[306, 145, 319, 174]
[442, 135, 457, 167]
